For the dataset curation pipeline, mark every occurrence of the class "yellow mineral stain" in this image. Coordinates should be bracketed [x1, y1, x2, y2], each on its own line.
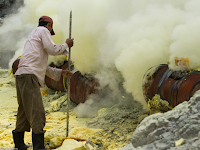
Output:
[175, 138, 185, 146]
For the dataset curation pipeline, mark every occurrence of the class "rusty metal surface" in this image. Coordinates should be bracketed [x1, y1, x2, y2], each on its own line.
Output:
[70, 71, 99, 104]
[149, 65, 168, 97]
[45, 65, 99, 104]
[12, 58, 20, 74]
[161, 78, 176, 102]
[143, 64, 200, 107]
[176, 72, 200, 105]
[12, 59, 99, 105]
[70, 71, 82, 104]
[45, 62, 69, 92]
[142, 64, 168, 102]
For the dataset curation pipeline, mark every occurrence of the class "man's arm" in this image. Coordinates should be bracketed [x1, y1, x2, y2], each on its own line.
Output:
[45, 66, 62, 81]
[45, 66, 73, 81]
[41, 29, 74, 56]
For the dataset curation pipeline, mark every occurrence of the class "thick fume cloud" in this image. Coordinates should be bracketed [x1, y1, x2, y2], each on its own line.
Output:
[0, 13, 35, 68]
[1, 0, 200, 114]
[169, 0, 200, 70]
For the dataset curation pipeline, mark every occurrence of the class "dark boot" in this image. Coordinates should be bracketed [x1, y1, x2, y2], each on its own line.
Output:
[32, 132, 47, 150]
[12, 130, 30, 150]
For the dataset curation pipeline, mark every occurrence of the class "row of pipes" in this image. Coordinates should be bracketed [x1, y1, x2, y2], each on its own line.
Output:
[143, 64, 200, 108]
[13, 59, 200, 109]
[12, 59, 98, 104]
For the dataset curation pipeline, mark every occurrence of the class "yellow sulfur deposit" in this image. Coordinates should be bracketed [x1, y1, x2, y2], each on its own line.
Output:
[69, 127, 102, 140]
[66, 55, 68, 61]
[174, 57, 189, 67]
[55, 139, 86, 150]
[0, 69, 141, 149]
[175, 138, 185, 146]
[148, 94, 173, 114]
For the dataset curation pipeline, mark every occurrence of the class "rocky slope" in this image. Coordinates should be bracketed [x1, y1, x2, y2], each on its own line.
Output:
[121, 91, 200, 150]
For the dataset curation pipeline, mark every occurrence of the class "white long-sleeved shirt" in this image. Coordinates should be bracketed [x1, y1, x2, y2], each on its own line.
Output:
[15, 26, 68, 86]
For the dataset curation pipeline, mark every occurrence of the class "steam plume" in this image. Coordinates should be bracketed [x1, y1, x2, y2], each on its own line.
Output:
[1, 0, 200, 116]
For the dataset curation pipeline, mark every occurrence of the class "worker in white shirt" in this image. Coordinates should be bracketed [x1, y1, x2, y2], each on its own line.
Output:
[12, 16, 74, 150]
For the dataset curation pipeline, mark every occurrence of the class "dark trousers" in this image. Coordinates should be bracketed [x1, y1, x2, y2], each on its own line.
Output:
[15, 74, 46, 134]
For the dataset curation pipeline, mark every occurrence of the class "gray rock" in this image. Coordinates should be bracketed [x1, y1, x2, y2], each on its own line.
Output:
[129, 91, 200, 150]
[120, 143, 136, 150]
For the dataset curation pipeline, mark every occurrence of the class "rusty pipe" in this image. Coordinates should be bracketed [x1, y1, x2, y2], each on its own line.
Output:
[143, 64, 200, 107]
[12, 59, 99, 104]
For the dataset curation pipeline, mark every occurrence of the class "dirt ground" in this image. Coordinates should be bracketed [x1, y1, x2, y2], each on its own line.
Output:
[0, 69, 149, 150]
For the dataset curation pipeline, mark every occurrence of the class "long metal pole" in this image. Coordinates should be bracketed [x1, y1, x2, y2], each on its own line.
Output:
[66, 10, 72, 137]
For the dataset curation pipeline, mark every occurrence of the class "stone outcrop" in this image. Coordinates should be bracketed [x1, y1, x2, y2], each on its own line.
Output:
[121, 91, 200, 150]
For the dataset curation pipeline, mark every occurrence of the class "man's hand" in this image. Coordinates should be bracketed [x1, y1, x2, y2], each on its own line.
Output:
[66, 38, 74, 48]
[62, 70, 73, 78]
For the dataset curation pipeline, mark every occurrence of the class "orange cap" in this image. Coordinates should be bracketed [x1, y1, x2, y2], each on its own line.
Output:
[39, 16, 55, 35]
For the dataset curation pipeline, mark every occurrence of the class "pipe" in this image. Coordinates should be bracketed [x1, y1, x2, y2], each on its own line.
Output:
[69, 71, 99, 104]
[12, 58, 20, 74]
[12, 59, 99, 104]
[45, 62, 69, 92]
[143, 64, 200, 107]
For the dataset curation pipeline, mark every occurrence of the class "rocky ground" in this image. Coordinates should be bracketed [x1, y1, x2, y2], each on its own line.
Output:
[0, 69, 149, 150]
[1, 68, 200, 150]
[121, 92, 200, 150]
[41, 79, 150, 149]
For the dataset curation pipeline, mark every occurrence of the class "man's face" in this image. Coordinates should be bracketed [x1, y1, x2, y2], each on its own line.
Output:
[45, 22, 53, 33]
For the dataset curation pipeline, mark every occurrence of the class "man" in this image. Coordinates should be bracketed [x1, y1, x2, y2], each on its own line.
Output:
[12, 16, 74, 150]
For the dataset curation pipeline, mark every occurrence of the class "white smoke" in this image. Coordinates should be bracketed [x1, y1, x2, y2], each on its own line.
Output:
[0, 13, 35, 68]
[169, 0, 200, 70]
[8, 37, 26, 68]
[1, 0, 200, 115]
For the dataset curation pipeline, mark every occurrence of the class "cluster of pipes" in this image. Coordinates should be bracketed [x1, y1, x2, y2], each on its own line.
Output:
[12, 56, 200, 110]
[143, 57, 200, 110]
[12, 58, 99, 105]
